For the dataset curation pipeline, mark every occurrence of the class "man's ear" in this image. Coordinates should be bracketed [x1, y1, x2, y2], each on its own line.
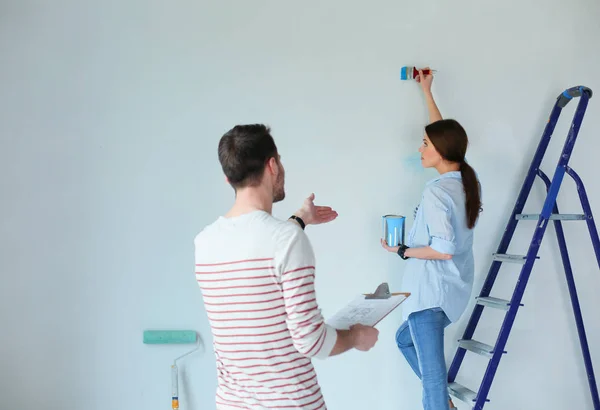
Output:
[266, 157, 278, 175]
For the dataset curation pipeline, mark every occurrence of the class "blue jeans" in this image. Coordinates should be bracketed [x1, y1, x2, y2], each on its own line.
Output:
[396, 308, 451, 410]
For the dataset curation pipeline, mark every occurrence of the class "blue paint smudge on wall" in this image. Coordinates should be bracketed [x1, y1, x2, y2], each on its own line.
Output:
[401, 152, 424, 174]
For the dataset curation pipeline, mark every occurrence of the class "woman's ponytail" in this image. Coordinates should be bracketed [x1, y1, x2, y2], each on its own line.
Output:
[459, 161, 481, 229]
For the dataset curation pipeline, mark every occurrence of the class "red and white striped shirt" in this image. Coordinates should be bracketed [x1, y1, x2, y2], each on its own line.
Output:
[194, 210, 337, 409]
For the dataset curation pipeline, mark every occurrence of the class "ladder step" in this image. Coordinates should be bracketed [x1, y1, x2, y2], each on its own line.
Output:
[476, 296, 510, 310]
[492, 253, 532, 264]
[458, 339, 495, 358]
[448, 382, 477, 404]
[516, 213, 586, 220]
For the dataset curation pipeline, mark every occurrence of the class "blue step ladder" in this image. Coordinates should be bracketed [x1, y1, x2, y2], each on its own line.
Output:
[447, 86, 600, 409]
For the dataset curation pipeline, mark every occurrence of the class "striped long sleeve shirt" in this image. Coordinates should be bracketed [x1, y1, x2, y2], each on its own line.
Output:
[194, 210, 338, 409]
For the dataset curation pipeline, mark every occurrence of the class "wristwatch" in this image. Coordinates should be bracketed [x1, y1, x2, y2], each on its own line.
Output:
[289, 215, 306, 230]
[397, 244, 410, 260]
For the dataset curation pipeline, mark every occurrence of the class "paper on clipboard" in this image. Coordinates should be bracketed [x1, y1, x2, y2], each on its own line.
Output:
[326, 292, 409, 330]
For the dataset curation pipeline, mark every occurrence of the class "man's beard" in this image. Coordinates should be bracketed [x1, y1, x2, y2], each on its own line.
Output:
[273, 174, 285, 203]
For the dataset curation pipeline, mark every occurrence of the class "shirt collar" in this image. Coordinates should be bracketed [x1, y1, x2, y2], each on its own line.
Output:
[426, 170, 462, 186]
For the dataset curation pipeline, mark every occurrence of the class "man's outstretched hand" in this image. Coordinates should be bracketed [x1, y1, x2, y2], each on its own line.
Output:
[294, 193, 338, 226]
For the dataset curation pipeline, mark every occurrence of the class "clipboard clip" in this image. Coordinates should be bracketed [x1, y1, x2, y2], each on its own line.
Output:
[364, 282, 391, 300]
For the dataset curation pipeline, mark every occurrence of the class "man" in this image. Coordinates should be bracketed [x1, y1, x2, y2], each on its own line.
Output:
[194, 124, 379, 409]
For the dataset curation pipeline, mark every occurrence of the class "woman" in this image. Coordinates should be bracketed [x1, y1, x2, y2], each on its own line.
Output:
[381, 69, 481, 410]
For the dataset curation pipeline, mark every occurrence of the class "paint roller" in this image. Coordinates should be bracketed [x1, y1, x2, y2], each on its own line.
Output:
[143, 330, 200, 410]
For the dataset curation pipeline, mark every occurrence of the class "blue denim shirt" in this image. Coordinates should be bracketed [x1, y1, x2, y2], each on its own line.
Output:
[402, 171, 476, 323]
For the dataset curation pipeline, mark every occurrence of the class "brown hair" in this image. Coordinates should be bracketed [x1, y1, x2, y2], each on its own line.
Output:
[425, 119, 482, 229]
[218, 124, 278, 189]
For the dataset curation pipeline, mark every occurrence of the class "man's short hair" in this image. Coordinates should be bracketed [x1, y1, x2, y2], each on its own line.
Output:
[218, 124, 278, 189]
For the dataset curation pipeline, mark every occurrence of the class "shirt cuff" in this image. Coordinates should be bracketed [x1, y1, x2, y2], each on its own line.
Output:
[430, 237, 456, 255]
[313, 324, 338, 359]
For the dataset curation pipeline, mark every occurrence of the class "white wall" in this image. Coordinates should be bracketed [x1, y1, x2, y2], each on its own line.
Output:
[1, 1, 600, 409]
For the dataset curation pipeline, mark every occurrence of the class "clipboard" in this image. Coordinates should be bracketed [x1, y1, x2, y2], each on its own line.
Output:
[326, 282, 410, 330]
[363, 282, 407, 299]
